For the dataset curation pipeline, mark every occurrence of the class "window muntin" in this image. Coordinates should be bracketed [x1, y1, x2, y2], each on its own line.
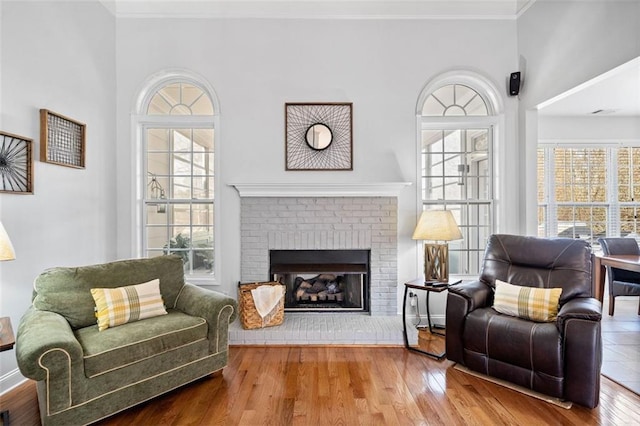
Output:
[147, 83, 213, 115]
[422, 84, 488, 117]
[553, 149, 606, 203]
[420, 127, 493, 275]
[538, 146, 640, 247]
[142, 81, 215, 277]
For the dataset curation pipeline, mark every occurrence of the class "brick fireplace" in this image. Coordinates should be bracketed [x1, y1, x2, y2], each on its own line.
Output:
[234, 183, 407, 316]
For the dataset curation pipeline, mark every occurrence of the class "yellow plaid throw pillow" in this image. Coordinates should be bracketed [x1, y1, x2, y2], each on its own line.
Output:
[90, 279, 167, 331]
[493, 279, 562, 322]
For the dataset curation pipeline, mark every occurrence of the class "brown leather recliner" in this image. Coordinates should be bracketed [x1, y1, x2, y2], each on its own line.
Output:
[446, 234, 602, 408]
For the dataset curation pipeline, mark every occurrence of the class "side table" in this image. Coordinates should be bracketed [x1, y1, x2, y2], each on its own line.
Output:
[1, 317, 16, 426]
[402, 278, 457, 360]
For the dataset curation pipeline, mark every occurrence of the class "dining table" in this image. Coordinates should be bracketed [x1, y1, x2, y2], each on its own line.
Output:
[592, 254, 640, 302]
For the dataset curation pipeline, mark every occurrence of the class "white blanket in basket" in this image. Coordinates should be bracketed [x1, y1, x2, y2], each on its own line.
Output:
[251, 285, 284, 327]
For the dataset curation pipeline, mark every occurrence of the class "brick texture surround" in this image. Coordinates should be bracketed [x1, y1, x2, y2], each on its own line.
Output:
[240, 197, 398, 315]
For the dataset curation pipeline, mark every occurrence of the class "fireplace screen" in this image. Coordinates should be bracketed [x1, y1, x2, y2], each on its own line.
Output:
[270, 249, 370, 312]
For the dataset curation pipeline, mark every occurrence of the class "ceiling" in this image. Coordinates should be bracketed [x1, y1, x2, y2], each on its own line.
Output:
[538, 58, 640, 117]
[101, 0, 536, 19]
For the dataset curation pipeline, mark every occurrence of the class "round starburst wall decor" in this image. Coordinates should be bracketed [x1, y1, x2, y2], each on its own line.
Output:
[0, 131, 33, 194]
[285, 103, 353, 171]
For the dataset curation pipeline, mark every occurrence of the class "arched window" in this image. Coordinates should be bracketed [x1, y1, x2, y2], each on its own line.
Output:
[147, 82, 214, 115]
[418, 74, 500, 275]
[422, 84, 488, 117]
[136, 72, 219, 283]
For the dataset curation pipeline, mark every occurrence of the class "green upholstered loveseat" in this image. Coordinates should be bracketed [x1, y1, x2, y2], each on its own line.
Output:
[16, 255, 237, 426]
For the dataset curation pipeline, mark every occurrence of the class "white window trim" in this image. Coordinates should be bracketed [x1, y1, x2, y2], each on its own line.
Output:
[415, 70, 504, 278]
[131, 70, 222, 286]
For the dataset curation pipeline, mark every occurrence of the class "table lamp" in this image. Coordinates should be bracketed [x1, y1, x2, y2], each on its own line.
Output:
[0, 221, 15, 336]
[412, 210, 462, 282]
[0, 221, 15, 262]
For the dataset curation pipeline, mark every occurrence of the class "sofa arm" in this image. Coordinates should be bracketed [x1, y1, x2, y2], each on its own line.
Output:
[174, 284, 238, 353]
[559, 298, 602, 408]
[16, 306, 87, 414]
[446, 281, 492, 363]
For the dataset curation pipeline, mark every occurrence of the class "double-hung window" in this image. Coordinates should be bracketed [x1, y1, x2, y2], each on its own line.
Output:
[538, 145, 640, 248]
[140, 80, 218, 281]
[419, 83, 496, 275]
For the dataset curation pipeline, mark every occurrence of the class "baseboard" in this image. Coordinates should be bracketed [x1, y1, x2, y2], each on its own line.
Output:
[0, 368, 27, 396]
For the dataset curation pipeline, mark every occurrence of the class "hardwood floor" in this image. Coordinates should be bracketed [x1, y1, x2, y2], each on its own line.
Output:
[2, 344, 640, 426]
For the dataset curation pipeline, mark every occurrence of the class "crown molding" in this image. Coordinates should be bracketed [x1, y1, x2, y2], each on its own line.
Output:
[100, 0, 535, 20]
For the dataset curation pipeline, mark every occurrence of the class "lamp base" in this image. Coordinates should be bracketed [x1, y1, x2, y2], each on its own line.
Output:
[424, 243, 449, 282]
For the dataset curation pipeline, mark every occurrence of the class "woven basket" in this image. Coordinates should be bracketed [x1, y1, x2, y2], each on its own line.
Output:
[238, 281, 285, 329]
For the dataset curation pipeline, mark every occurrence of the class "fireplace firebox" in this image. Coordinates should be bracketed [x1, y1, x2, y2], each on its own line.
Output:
[269, 249, 370, 312]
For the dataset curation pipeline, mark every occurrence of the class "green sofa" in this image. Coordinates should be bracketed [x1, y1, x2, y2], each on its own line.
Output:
[16, 255, 237, 426]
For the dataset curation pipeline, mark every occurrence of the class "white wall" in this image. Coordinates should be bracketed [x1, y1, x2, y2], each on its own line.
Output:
[517, 0, 640, 234]
[0, 1, 115, 391]
[115, 17, 519, 302]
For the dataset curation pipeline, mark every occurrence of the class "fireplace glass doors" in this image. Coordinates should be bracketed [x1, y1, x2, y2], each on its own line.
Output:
[270, 249, 370, 312]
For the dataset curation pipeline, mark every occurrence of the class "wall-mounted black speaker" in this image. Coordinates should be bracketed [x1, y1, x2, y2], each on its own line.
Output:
[509, 72, 521, 96]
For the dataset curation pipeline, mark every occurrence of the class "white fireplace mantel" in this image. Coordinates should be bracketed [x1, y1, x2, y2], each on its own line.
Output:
[229, 182, 412, 198]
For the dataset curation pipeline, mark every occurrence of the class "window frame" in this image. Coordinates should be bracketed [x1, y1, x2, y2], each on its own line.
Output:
[133, 73, 221, 286]
[418, 118, 498, 276]
[416, 71, 503, 278]
[537, 143, 640, 251]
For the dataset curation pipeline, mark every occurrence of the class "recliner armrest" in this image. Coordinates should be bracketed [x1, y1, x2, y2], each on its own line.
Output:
[556, 297, 602, 331]
[558, 297, 602, 408]
[445, 280, 493, 364]
[447, 280, 493, 312]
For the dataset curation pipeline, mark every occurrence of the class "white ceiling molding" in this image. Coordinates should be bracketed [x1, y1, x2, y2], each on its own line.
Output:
[100, 0, 536, 20]
[538, 57, 640, 117]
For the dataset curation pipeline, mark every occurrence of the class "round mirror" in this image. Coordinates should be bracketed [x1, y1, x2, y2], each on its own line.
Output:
[305, 123, 333, 150]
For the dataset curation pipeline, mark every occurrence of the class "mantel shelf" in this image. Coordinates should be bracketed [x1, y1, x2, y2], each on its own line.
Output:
[229, 182, 411, 197]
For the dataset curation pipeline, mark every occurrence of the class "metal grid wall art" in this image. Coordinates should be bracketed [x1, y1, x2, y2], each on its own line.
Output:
[0, 131, 33, 194]
[285, 103, 353, 171]
[40, 109, 86, 169]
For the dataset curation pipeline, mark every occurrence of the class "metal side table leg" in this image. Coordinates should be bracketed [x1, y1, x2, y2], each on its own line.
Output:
[1, 409, 10, 425]
[403, 284, 446, 360]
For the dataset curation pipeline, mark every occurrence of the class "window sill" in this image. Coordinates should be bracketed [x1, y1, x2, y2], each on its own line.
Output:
[185, 275, 219, 287]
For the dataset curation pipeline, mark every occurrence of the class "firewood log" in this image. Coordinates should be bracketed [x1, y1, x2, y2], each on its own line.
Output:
[299, 280, 313, 289]
[317, 274, 336, 281]
[310, 281, 326, 293]
[296, 288, 307, 300]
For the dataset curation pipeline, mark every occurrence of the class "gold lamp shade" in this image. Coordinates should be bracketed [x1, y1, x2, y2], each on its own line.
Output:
[0, 221, 16, 262]
[412, 210, 462, 282]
